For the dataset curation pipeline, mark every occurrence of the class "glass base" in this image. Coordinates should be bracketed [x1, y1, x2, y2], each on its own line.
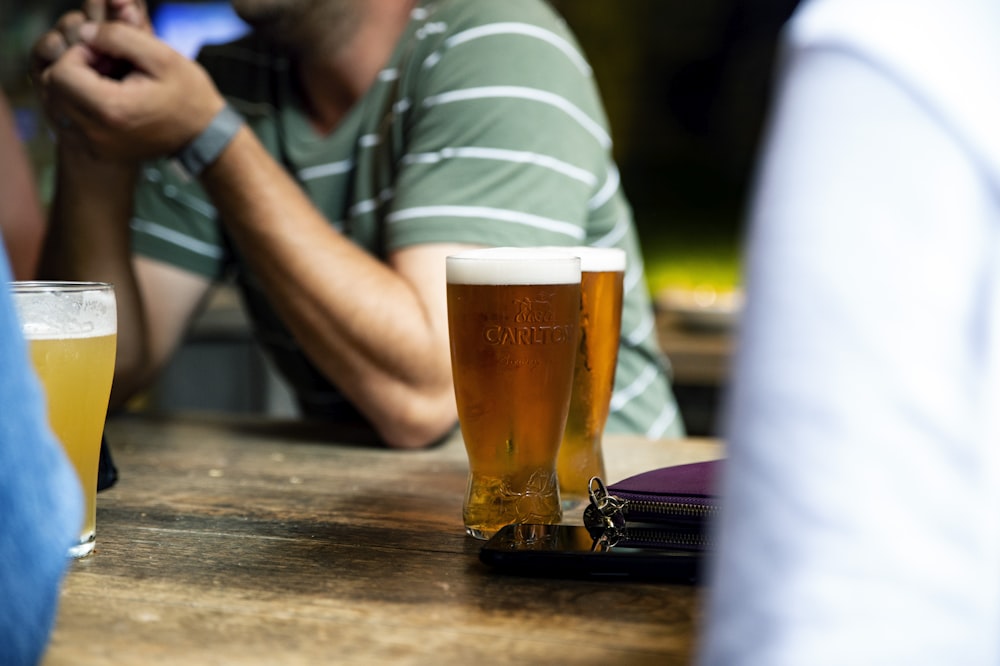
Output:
[465, 526, 492, 541]
[69, 531, 95, 559]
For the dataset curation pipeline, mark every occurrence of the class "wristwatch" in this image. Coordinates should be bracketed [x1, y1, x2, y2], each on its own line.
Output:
[173, 103, 244, 178]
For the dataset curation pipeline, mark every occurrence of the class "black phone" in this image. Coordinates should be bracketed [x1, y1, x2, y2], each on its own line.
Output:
[479, 523, 702, 584]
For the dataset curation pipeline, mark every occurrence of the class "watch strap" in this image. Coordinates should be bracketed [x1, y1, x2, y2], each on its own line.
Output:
[173, 103, 244, 178]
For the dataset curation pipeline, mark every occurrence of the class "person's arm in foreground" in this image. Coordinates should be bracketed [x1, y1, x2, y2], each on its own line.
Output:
[37, 19, 459, 447]
[698, 5, 1000, 665]
[0, 91, 47, 279]
[0, 245, 83, 665]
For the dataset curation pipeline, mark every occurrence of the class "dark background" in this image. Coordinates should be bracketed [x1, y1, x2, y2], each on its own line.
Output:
[553, 0, 799, 292]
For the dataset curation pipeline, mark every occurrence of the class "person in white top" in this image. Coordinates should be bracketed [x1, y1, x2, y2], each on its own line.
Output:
[698, 0, 1000, 664]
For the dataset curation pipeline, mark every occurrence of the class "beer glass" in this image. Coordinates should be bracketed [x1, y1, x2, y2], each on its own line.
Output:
[554, 247, 626, 508]
[446, 248, 581, 539]
[11, 282, 117, 558]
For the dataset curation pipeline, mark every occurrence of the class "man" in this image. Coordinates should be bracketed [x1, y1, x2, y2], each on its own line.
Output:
[33, 0, 683, 448]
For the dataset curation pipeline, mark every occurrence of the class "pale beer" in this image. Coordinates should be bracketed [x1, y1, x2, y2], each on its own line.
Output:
[446, 249, 581, 539]
[554, 248, 626, 506]
[12, 282, 117, 558]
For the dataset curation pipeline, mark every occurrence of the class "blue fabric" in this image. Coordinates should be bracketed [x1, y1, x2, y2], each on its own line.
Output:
[0, 249, 83, 665]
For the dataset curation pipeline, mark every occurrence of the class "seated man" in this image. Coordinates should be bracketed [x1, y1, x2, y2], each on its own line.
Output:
[33, 0, 683, 447]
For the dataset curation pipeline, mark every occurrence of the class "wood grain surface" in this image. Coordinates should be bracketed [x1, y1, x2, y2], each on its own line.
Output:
[43, 413, 723, 666]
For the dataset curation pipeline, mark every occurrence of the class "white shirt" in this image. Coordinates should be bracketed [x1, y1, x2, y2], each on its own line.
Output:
[699, 1, 1000, 663]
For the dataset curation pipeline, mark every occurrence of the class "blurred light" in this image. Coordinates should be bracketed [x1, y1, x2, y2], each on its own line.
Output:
[152, 2, 250, 60]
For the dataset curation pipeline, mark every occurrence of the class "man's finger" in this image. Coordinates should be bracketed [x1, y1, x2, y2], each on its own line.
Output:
[42, 44, 121, 122]
[77, 21, 173, 78]
[83, 0, 107, 22]
[56, 11, 88, 45]
[32, 30, 70, 72]
[108, 0, 150, 29]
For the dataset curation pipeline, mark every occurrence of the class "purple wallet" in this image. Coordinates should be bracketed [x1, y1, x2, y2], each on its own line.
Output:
[583, 459, 721, 551]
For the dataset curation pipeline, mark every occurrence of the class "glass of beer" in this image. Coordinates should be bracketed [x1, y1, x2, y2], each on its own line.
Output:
[554, 247, 626, 509]
[11, 282, 117, 558]
[446, 248, 581, 539]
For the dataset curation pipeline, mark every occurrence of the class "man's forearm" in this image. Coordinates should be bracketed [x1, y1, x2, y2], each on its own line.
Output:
[200, 129, 458, 447]
[40, 148, 150, 408]
[41, 147, 136, 278]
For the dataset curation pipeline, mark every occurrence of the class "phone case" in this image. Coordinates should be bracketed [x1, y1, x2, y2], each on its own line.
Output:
[479, 524, 702, 583]
[583, 459, 721, 552]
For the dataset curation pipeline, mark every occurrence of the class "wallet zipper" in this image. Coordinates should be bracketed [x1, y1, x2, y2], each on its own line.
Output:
[586, 477, 714, 551]
[620, 524, 709, 550]
[621, 497, 715, 523]
[619, 502, 712, 550]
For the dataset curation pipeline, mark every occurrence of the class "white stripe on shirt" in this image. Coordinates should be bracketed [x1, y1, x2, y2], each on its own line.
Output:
[610, 363, 660, 413]
[162, 184, 217, 219]
[349, 188, 395, 218]
[131, 218, 224, 259]
[402, 146, 596, 186]
[645, 401, 680, 439]
[298, 159, 354, 182]
[624, 264, 644, 294]
[387, 205, 586, 240]
[589, 165, 620, 211]
[422, 86, 611, 149]
[422, 23, 592, 76]
[624, 310, 655, 347]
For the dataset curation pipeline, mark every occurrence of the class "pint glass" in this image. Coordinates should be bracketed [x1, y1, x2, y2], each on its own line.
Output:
[11, 282, 117, 558]
[446, 248, 581, 539]
[555, 247, 625, 507]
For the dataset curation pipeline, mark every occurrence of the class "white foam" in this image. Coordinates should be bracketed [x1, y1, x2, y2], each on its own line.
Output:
[11, 283, 117, 339]
[539, 246, 626, 272]
[446, 247, 581, 285]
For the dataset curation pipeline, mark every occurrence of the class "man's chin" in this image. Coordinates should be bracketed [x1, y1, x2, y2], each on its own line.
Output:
[231, 0, 359, 54]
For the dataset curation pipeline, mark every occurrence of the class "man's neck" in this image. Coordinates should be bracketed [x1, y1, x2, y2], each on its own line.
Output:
[297, 0, 416, 135]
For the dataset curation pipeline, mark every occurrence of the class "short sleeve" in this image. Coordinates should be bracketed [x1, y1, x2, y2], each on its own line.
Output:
[385, 0, 614, 249]
[131, 159, 229, 280]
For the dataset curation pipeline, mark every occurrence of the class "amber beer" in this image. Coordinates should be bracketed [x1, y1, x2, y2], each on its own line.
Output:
[12, 282, 117, 558]
[446, 248, 581, 539]
[554, 247, 626, 507]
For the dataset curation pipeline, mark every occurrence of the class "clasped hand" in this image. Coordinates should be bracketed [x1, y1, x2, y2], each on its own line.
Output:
[32, 0, 226, 163]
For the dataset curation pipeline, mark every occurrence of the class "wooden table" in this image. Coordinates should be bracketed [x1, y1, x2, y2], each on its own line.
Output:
[44, 413, 723, 665]
[656, 310, 734, 387]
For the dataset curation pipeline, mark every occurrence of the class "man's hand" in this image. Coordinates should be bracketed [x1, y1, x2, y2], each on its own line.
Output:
[31, 0, 151, 75]
[38, 21, 226, 163]
[31, 1, 151, 127]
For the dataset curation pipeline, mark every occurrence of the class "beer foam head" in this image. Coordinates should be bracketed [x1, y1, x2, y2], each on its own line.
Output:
[11, 282, 117, 339]
[539, 246, 627, 272]
[446, 247, 581, 285]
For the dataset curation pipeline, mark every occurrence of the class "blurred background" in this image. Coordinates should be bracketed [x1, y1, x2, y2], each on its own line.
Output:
[1, 0, 801, 434]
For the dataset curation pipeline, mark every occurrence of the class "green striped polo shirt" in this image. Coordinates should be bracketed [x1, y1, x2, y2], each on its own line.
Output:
[131, 0, 684, 438]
